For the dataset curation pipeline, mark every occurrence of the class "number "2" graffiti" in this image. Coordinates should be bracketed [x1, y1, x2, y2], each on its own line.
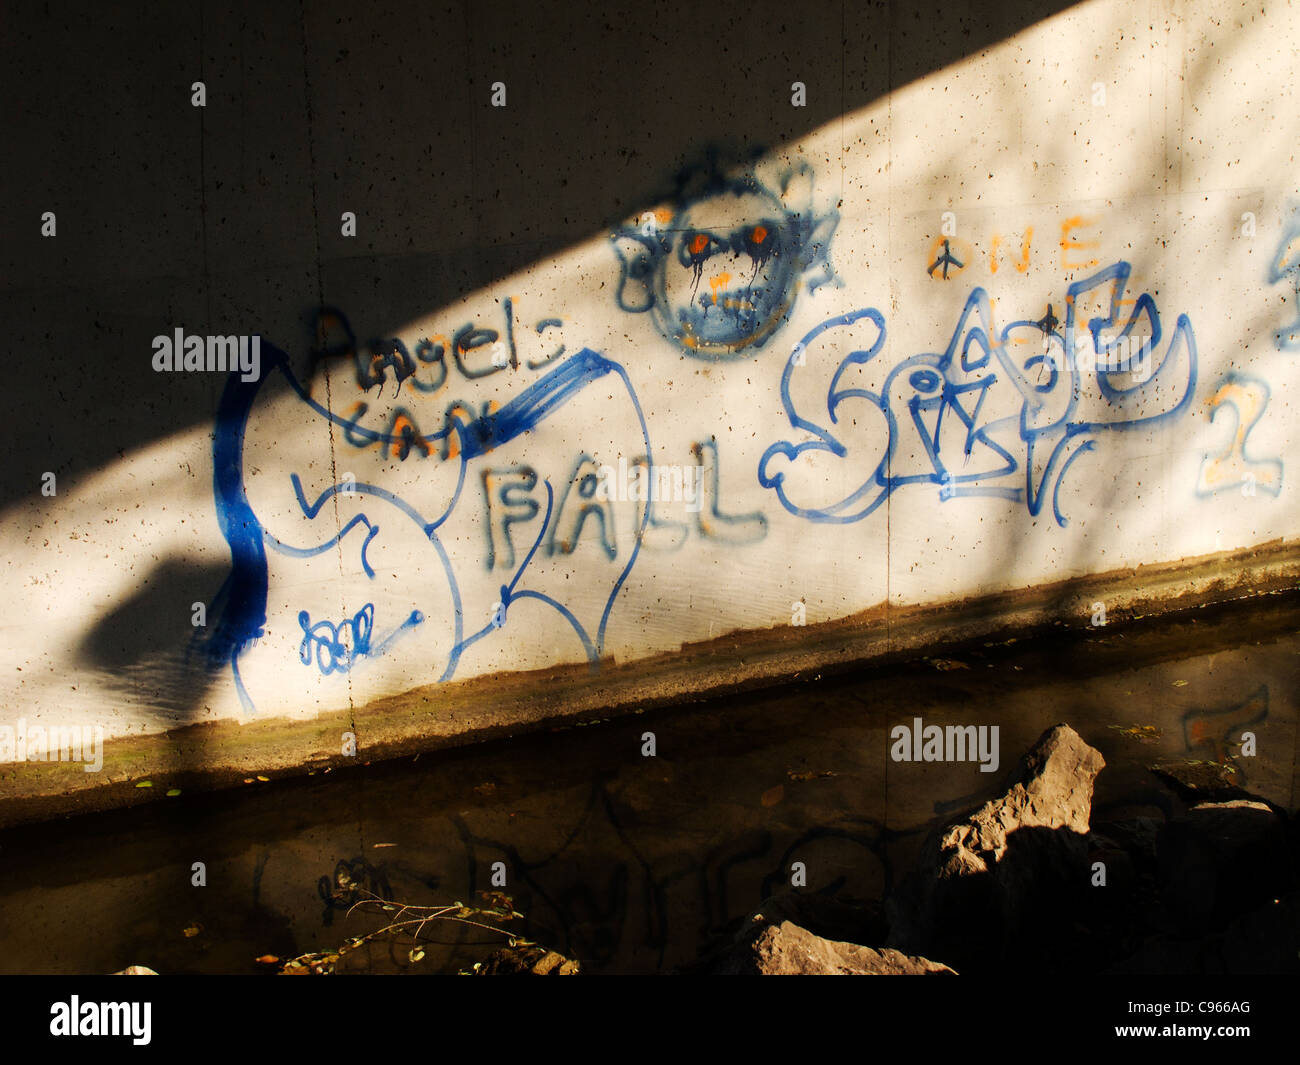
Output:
[1196, 373, 1283, 498]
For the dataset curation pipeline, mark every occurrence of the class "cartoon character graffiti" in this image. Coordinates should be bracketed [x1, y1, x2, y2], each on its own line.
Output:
[759, 261, 1199, 527]
[611, 155, 838, 360]
[195, 328, 653, 715]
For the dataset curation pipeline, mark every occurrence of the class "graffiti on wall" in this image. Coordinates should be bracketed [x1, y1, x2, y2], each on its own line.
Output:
[758, 260, 1199, 527]
[197, 273, 770, 714]
[1195, 373, 1283, 498]
[193, 145, 1288, 719]
[198, 327, 656, 712]
[1268, 207, 1300, 351]
[610, 155, 838, 359]
[920, 215, 1102, 280]
[198, 153, 829, 714]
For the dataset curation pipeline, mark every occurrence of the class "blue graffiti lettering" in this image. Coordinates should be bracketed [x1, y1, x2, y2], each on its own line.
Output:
[297, 604, 424, 675]
[759, 261, 1198, 527]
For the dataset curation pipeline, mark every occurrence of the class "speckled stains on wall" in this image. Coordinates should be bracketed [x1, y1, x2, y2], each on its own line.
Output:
[2, 0, 1298, 760]
[202, 166, 1274, 720]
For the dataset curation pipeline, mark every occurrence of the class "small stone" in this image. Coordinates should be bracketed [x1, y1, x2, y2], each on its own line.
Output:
[719, 921, 956, 975]
[530, 951, 566, 975]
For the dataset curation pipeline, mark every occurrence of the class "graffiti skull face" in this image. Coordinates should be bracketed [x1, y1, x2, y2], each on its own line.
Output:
[613, 162, 836, 362]
[656, 189, 801, 358]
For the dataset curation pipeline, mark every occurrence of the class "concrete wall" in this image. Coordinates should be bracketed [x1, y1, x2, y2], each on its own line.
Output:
[2, 0, 1298, 807]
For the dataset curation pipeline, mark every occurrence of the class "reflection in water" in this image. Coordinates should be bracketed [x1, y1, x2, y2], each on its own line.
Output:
[0, 596, 1295, 974]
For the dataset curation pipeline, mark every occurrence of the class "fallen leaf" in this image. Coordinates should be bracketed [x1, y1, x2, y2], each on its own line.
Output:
[372, 842, 396, 848]
[165, 788, 181, 797]
[1108, 724, 1162, 743]
[134, 780, 152, 789]
[761, 784, 785, 807]
[787, 769, 837, 782]
[1173, 680, 1189, 687]
[255, 954, 279, 965]
[409, 947, 425, 963]
[256, 775, 270, 782]
[183, 924, 202, 938]
[930, 658, 969, 671]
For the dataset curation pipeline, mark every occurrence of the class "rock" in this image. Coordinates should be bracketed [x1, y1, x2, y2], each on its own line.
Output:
[1077, 816, 1177, 968]
[887, 724, 1105, 972]
[1218, 890, 1300, 974]
[1086, 831, 1138, 889]
[111, 965, 158, 975]
[1184, 799, 1282, 840]
[475, 944, 580, 975]
[1150, 761, 1251, 805]
[715, 920, 956, 975]
[1157, 799, 1288, 927]
[737, 890, 888, 950]
[1109, 891, 1300, 975]
[1093, 815, 1163, 868]
[940, 722, 1105, 869]
[529, 950, 576, 975]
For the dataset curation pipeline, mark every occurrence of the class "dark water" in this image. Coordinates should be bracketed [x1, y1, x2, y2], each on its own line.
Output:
[1, 594, 1296, 974]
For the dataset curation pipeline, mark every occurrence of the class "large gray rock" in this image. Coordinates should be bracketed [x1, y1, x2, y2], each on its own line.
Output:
[717, 920, 956, 975]
[887, 724, 1105, 972]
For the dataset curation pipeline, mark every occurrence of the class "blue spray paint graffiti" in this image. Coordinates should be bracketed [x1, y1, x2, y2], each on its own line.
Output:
[198, 341, 653, 713]
[759, 261, 1199, 527]
[1268, 207, 1300, 351]
[611, 156, 837, 360]
[297, 604, 424, 675]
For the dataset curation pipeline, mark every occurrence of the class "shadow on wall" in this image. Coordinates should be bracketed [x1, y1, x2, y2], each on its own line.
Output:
[75, 556, 232, 723]
[0, 0, 1087, 515]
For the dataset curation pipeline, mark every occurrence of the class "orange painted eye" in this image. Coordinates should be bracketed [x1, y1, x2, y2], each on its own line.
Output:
[751, 225, 768, 243]
[689, 233, 711, 256]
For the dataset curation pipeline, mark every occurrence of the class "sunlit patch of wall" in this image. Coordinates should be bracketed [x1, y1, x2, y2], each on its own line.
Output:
[1, 0, 1297, 782]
